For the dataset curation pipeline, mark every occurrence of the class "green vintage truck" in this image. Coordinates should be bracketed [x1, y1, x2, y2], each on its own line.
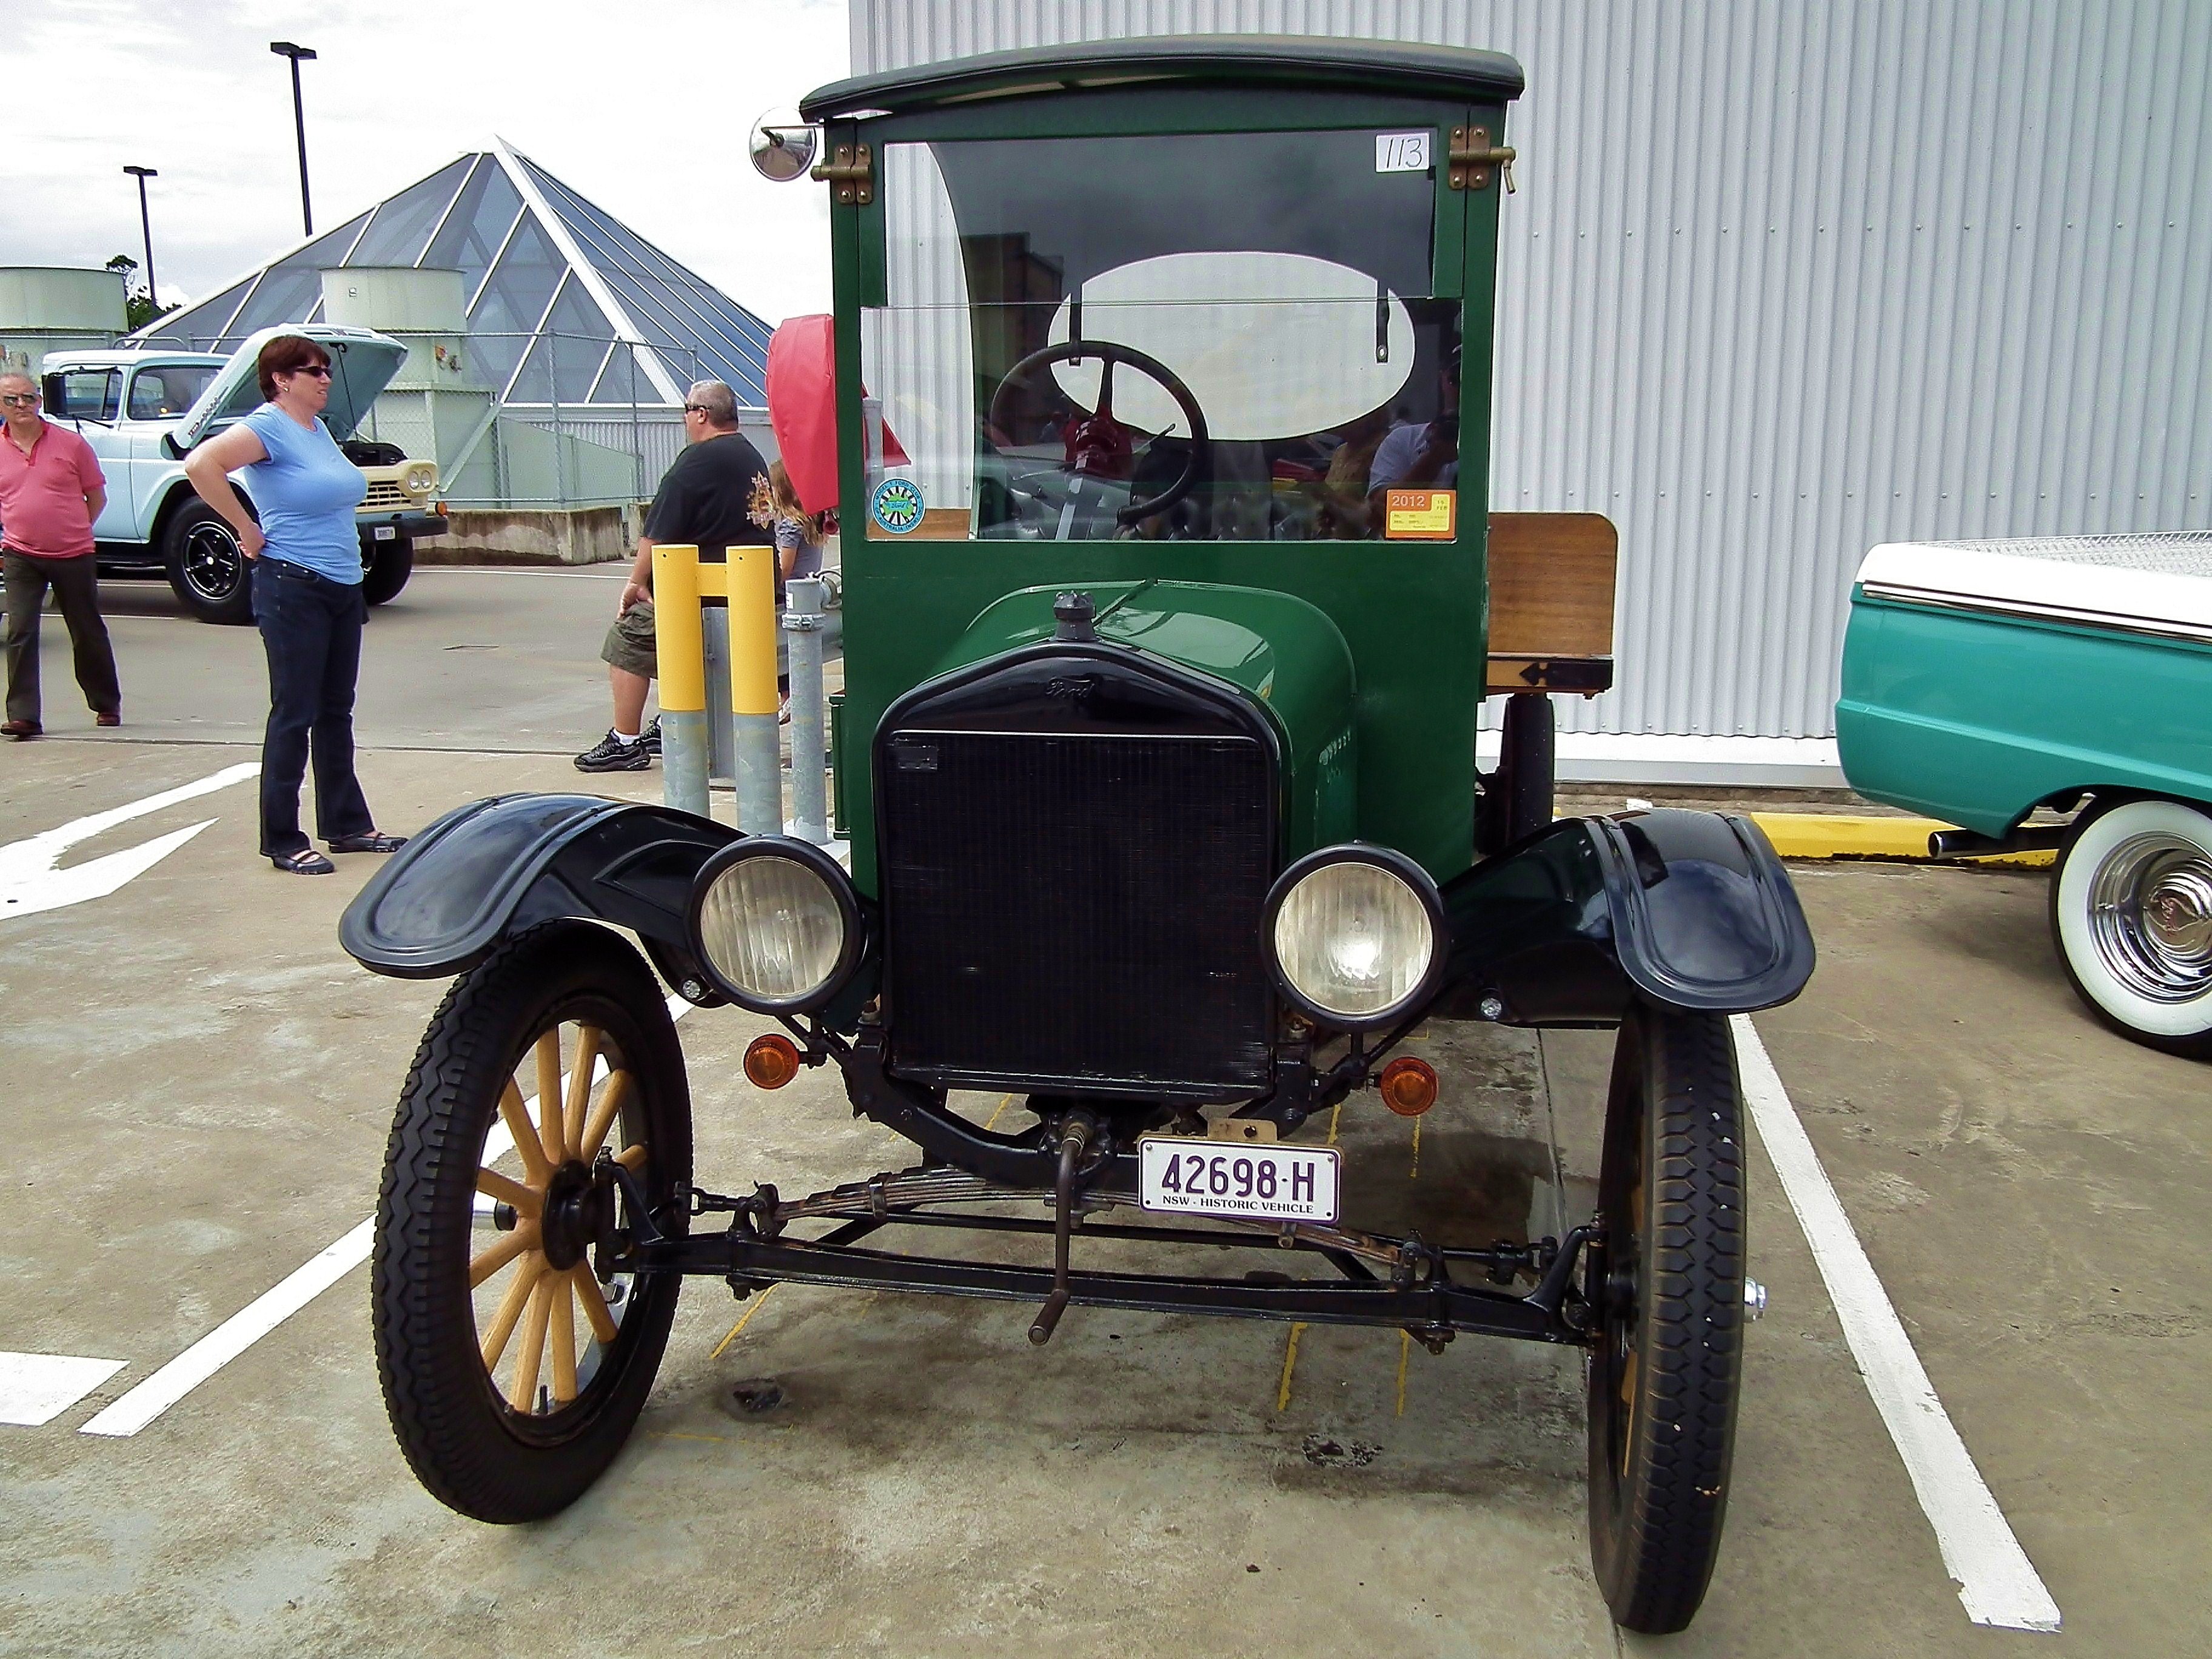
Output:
[343, 38, 1815, 1634]
[1839, 533, 2212, 1057]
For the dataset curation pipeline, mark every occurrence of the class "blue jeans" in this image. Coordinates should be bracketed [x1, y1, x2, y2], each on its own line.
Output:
[253, 557, 374, 857]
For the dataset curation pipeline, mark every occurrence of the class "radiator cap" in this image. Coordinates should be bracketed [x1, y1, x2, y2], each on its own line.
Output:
[1053, 591, 1098, 642]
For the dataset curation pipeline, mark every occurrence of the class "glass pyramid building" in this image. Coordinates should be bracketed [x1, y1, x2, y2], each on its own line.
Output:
[132, 140, 770, 411]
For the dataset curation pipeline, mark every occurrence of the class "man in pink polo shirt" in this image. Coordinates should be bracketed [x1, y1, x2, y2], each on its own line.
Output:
[0, 369, 121, 737]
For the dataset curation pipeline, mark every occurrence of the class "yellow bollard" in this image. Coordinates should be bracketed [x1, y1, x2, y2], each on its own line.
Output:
[726, 542, 782, 833]
[650, 543, 710, 817]
[726, 545, 779, 717]
[651, 544, 705, 712]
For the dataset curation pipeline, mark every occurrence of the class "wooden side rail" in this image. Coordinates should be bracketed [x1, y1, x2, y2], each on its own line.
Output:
[1485, 511, 1618, 695]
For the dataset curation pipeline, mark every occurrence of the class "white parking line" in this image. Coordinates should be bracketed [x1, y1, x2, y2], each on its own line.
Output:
[1, 1353, 128, 1426]
[0, 760, 258, 921]
[80, 993, 692, 1438]
[1732, 1016, 2062, 1634]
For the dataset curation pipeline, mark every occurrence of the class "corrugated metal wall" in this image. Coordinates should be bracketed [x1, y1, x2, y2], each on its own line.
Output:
[852, 0, 2212, 743]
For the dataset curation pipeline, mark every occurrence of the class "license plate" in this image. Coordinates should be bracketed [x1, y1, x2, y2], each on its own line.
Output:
[372, 526, 397, 540]
[1138, 1136, 1339, 1224]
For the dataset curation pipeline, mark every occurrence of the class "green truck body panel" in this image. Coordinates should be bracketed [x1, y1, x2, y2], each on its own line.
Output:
[1837, 592, 2212, 836]
[933, 581, 1360, 857]
[819, 63, 1513, 897]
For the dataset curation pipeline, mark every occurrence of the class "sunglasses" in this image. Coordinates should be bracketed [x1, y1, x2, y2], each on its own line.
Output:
[1, 393, 39, 407]
[284, 365, 334, 380]
[683, 402, 709, 414]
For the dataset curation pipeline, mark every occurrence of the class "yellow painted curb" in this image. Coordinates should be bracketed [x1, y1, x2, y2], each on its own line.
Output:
[1746, 813, 2055, 868]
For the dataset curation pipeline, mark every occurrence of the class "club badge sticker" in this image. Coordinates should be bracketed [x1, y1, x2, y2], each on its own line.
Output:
[870, 477, 925, 535]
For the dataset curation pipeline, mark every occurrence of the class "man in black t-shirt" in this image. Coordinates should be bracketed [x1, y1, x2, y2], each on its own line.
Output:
[576, 380, 772, 772]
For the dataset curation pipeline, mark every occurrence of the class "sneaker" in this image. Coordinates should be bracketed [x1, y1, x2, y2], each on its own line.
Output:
[641, 716, 662, 757]
[574, 729, 651, 773]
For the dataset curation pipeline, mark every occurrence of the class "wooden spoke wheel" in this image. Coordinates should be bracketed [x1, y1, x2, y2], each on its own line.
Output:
[373, 922, 692, 1523]
[1585, 1005, 1747, 1635]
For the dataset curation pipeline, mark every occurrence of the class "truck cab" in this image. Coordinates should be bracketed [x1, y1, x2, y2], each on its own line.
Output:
[39, 324, 444, 622]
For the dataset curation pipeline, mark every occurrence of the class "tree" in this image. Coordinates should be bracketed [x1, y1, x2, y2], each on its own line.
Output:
[106, 253, 178, 332]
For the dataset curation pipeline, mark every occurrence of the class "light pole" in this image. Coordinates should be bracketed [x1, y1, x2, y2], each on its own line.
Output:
[269, 41, 317, 236]
[122, 165, 158, 310]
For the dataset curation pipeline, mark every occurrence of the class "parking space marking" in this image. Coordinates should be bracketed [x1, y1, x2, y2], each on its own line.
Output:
[0, 1353, 128, 1426]
[710, 1285, 779, 1359]
[1733, 1016, 2063, 1634]
[0, 760, 257, 921]
[80, 993, 693, 1439]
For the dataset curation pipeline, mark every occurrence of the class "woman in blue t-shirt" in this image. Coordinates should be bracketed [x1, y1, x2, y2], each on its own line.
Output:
[184, 335, 406, 874]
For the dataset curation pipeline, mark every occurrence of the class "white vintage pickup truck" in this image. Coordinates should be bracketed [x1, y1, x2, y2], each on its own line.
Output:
[36, 323, 444, 623]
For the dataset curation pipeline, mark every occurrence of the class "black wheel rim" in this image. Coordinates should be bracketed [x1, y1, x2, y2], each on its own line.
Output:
[181, 521, 243, 602]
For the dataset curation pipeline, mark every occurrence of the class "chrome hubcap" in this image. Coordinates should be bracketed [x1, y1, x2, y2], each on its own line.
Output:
[2090, 834, 2212, 1002]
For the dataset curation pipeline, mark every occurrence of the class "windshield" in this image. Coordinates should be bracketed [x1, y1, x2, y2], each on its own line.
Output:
[128, 363, 219, 421]
[862, 127, 1461, 543]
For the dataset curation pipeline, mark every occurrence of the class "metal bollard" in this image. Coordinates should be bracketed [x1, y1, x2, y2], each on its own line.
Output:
[651, 544, 710, 819]
[727, 544, 781, 835]
[701, 604, 736, 788]
[783, 576, 829, 843]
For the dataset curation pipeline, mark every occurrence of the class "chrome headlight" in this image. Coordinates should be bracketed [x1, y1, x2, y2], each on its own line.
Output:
[1264, 846, 1444, 1027]
[685, 839, 860, 1013]
[404, 463, 437, 495]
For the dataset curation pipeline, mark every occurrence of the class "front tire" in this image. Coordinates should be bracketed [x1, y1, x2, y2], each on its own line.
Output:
[2050, 796, 2212, 1058]
[372, 922, 692, 1523]
[1586, 1005, 1746, 1634]
[363, 537, 414, 606]
[162, 498, 255, 625]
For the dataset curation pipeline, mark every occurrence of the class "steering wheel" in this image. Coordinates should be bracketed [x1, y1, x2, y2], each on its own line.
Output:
[984, 340, 1209, 532]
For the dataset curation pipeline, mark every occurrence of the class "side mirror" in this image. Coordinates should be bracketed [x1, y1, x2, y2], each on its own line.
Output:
[162, 432, 187, 460]
[749, 109, 818, 182]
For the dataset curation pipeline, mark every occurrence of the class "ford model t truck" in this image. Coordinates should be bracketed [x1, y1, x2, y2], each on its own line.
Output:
[38, 324, 442, 622]
[341, 38, 1814, 1635]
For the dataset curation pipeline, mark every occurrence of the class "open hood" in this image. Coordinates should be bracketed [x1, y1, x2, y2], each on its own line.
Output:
[172, 324, 409, 451]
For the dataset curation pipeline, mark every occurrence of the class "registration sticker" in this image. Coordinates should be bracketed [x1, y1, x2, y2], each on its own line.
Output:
[371, 525, 397, 540]
[1384, 488, 1456, 540]
[1138, 1136, 1340, 1224]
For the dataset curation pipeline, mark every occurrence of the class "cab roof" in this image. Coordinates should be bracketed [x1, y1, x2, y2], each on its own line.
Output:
[799, 34, 1524, 122]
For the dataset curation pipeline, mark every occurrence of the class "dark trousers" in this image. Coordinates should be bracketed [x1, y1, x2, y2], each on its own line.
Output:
[254, 558, 374, 857]
[3, 549, 121, 726]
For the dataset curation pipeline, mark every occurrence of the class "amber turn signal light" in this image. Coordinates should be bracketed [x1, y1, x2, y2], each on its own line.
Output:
[744, 1033, 802, 1089]
[1378, 1056, 1438, 1116]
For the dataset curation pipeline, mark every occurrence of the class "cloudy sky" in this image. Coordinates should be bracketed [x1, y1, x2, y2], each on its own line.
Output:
[7, 0, 851, 324]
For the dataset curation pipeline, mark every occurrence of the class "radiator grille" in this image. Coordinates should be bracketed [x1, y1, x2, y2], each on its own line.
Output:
[880, 729, 1274, 1094]
[361, 481, 408, 509]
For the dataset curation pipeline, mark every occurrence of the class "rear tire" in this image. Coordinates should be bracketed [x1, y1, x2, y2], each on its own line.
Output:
[162, 498, 255, 625]
[1586, 1005, 1746, 1634]
[372, 922, 692, 1523]
[2049, 796, 2212, 1058]
[363, 538, 414, 606]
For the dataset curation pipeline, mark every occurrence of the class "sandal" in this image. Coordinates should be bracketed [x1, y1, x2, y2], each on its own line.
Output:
[271, 848, 337, 876]
[327, 832, 408, 854]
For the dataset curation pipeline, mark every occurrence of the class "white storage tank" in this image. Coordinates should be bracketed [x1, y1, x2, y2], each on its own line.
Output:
[0, 267, 128, 377]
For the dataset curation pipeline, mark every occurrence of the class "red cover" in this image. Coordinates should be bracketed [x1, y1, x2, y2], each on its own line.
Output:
[765, 314, 906, 517]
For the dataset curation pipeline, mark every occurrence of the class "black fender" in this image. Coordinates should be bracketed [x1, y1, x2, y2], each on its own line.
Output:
[1434, 808, 1814, 1024]
[339, 793, 740, 987]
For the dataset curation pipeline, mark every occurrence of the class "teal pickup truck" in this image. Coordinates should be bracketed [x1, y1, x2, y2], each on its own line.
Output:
[37, 324, 444, 623]
[1838, 534, 2212, 1057]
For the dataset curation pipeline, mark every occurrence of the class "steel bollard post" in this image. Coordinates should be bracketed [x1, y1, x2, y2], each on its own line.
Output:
[651, 543, 710, 819]
[783, 576, 829, 843]
[728, 545, 782, 835]
[700, 604, 736, 788]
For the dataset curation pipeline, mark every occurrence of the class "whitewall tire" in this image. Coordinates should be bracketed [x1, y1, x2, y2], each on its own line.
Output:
[2051, 797, 2212, 1059]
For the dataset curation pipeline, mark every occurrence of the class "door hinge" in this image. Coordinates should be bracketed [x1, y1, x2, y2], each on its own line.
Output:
[1449, 126, 1517, 194]
[810, 142, 874, 206]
